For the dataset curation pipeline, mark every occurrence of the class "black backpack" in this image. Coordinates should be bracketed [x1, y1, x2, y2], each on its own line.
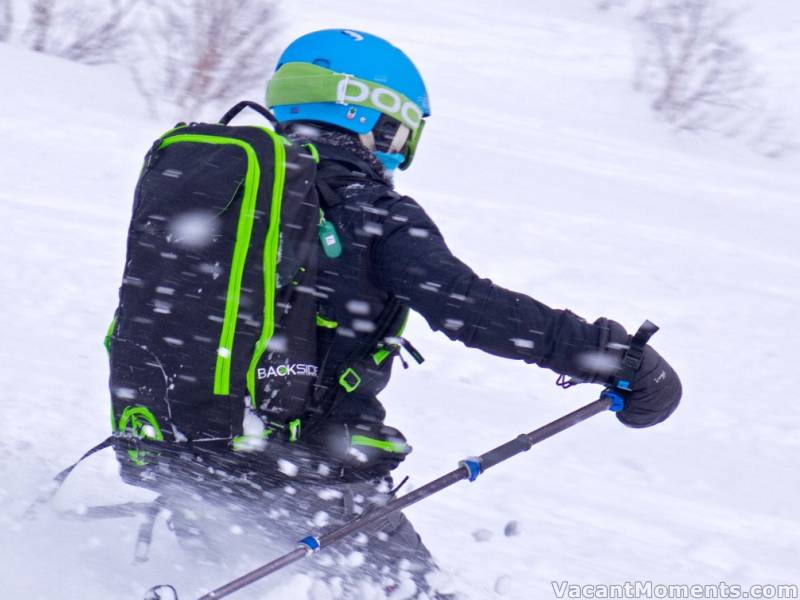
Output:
[106, 102, 324, 454]
[23, 102, 417, 529]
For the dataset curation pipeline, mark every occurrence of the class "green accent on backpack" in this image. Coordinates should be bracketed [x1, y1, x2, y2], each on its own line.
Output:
[159, 134, 264, 397]
[245, 127, 288, 405]
[303, 143, 320, 163]
[117, 405, 165, 466]
[372, 348, 390, 366]
[288, 418, 302, 442]
[118, 405, 164, 440]
[350, 434, 407, 454]
[316, 314, 338, 329]
[372, 310, 410, 366]
[104, 316, 117, 353]
[232, 429, 273, 451]
[339, 367, 362, 393]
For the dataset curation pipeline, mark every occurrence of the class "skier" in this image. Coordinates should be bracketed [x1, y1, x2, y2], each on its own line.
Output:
[111, 29, 682, 599]
[264, 28, 680, 595]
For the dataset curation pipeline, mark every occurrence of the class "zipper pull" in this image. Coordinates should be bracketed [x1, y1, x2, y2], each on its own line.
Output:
[400, 338, 425, 365]
[318, 211, 342, 258]
[398, 351, 410, 370]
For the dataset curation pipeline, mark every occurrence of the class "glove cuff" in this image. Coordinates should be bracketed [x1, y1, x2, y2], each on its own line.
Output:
[574, 317, 630, 385]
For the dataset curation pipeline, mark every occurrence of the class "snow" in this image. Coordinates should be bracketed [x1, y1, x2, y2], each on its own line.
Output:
[277, 459, 299, 478]
[2, 1, 799, 599]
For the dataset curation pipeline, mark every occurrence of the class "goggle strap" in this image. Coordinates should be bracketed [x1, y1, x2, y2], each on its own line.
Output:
[268, 62, 425, 132]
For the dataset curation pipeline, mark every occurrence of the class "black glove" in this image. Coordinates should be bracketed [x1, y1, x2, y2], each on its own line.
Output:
[615, 344, 682, 428]
[541, 311, 682, 427]
[590, 319, 681, 428]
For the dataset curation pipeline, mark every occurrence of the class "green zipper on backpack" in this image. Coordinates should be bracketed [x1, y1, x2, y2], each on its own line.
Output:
[245, 129, 287, 406]
[158, 133, 263, 396]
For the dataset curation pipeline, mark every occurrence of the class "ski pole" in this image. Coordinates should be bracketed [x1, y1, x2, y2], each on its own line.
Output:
[145, 394, 618, 600]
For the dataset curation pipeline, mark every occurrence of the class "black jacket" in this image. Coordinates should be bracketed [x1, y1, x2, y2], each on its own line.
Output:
[310, 141, 615, 427]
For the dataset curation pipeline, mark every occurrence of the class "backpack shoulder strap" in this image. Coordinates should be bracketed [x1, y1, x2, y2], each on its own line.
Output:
[24, 436, 114, 519]
[310, 297, 406, 421]
[315, 165, 346, 209]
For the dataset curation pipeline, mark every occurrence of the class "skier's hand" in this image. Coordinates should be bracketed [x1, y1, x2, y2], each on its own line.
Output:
[616, 345, 682, 428]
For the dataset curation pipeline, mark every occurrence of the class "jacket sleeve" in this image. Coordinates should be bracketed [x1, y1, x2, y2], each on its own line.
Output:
[370, 194, 622, 380]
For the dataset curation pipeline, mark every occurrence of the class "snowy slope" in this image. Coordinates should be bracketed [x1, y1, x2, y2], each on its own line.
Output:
[2, 1, 799, 599]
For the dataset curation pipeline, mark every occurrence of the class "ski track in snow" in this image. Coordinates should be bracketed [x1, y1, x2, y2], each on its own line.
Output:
[2, 1, 799, 598]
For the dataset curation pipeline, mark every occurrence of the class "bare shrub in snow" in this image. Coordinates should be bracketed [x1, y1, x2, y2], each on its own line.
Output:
[0, 0, 12, 41]
[747, 113, 798, 159]
[634, 0, 757, 132]
[634, 0, 796, 157]
[4, 0, 281, 118]
[130, 0, 280, 118]
[22, 0, 52, 52]
[596, 0, 630, 11]
[19, 0, 141, 64]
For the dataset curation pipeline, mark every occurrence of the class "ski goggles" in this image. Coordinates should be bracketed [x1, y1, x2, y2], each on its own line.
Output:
[267, 62, 427, 169]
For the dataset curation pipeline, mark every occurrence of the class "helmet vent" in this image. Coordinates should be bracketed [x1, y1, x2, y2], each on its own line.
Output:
[342, 30, 365, 42]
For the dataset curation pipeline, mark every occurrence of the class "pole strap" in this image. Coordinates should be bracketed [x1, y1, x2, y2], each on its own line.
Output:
[608, 320, 660, 408]
[24, 436, 114, 520]
[144, 584, 178, 600]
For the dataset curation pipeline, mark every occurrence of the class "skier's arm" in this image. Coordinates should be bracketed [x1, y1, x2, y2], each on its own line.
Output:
[371, 195, 681, 427]
[372, 195, 610, 378]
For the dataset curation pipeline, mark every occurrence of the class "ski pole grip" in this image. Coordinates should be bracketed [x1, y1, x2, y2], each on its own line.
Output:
[479, 398, 611, 472]
[478, 434, 534, 472]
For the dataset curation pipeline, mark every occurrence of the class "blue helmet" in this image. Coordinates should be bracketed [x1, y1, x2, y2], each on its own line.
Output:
[267, 29, 430, 170]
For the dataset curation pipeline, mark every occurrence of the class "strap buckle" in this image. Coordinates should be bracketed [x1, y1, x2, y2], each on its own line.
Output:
[622, 320, 659, 371]
[338, 367, 362, 393]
